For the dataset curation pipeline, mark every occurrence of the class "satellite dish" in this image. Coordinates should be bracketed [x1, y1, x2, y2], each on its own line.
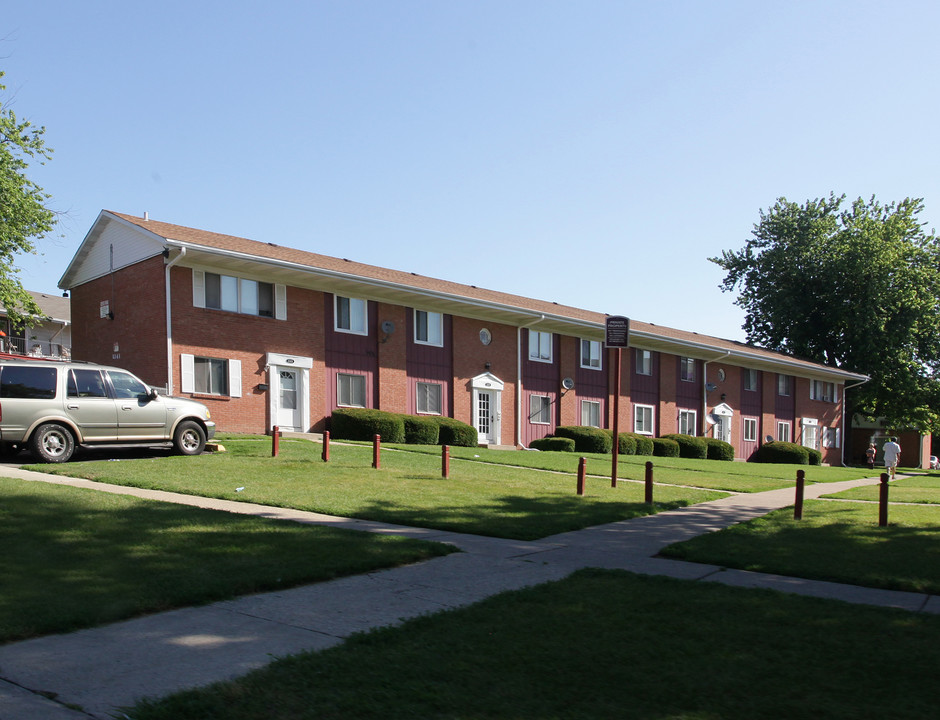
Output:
[381, 321, 395, 334]
[561, 377, 575, 391]
[766, 435, 774, 443]
[705, 382, 718, 392]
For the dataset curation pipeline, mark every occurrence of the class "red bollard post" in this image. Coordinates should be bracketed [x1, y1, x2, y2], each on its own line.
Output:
[577, 457, 586, 496]
[271, 425, 280, 457]
[442, 444, 450, 479]
[645, 461, 654, 505]
[879, 472, 890, 527]
[322, 430, 330, 462]
[794, 469, 805, 520]
[373, 434, 381, 469]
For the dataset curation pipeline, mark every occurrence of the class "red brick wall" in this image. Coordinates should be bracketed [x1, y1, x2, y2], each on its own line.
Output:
[377, 303, 408, 414]
[658, 354, 678, 435]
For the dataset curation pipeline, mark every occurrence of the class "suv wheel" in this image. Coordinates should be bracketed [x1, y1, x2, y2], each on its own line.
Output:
[174, 421, 206, 456]
[30, 423, 76, 463]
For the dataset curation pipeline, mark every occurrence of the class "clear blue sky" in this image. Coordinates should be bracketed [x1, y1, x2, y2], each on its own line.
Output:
[4, 1, 939, 342]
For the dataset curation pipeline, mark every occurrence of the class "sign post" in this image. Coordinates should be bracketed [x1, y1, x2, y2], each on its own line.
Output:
[605, 316, 630, 488]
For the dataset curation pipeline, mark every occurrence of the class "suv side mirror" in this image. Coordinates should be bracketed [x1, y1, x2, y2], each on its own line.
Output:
[149, 388, 159, 401]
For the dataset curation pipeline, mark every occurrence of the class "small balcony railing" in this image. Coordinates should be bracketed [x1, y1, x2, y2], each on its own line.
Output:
[1, 336, 71, 359]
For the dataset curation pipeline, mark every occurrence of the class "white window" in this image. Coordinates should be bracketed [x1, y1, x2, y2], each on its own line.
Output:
[530, 394, 552, 424]
[529, 331, 553, 362]
[581, 400, 601, 427]
[802, 422, 819, 450]
[777, 374, 791, 397]
[744, 369, 758, 391]
[198, 271, 277, 318]
[810, 380, 837, 403]
[416, 382, 442, 414]
[636, 349, 652, 376]
[777, 421, 791, 442]
[414, 310, 443, 346]
[337, 373, 366, 407]
[180, 354, 242, 398]
[335, 296, 367, 335]
[581, 339, 602, 370]
[822, 427, 841, 449]
[678, 409, 697, 436]
[634, 404, 654, 435]
[680, 357, 695, 382]
[744, 417, 758, 442]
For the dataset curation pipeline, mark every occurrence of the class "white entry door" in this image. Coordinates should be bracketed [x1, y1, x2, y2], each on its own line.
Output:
[276, 368, 301, 431]
[476, 390, 496, 445]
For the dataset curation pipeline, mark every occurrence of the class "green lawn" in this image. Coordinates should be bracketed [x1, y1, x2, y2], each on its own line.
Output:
[822, 472, 940, 504]
[128, 569, 940, 720]
[27, 439, 725, 540]
[0, 477, 454, 643]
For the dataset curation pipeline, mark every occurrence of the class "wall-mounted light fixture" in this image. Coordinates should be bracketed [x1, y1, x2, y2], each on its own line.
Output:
[720, 393, 727, 402]
[256, 383, 270, 392]
[484, 362, 491, 370]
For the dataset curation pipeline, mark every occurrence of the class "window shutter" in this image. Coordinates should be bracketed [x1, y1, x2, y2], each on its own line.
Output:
[193, 270, 206, 308]
[181, 354, 195, 393]
[275, 284, 287, 320]
[228, 359, 242, 398]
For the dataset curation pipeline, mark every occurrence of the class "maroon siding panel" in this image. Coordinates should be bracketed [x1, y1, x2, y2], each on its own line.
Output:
[675, 358, 700, 407]
[406, 311, 453, 417]
[631, 349, 659, 405]
[522, 330, 560, 446]
[325, 296, 379, 410]
[775, 374, 795, 420]
[740, 371, 762, 415]
[576, 346, 607, 428]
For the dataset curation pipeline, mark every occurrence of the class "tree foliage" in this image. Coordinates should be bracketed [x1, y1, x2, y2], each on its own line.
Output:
[710, 193, 940, 432]
[0, 70, 54, 329]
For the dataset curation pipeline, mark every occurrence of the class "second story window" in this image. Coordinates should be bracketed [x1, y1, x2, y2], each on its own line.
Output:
[636, 349, 652, 376]
[335, 296, 367, 335]
[680, 357, 695, 382]
[414, 310, 443, 346]
[810, 380, 837, 403]
[744, 368, 758, 391]
[778, 374, 791, 397]
[529, 331, 553, 363]
[204, 272, 274, 317]
[581, 339, 602, 369]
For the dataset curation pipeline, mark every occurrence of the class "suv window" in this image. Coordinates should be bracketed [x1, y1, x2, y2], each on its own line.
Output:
[68, 369, 108, 398]
[107, 371, 150, 399]
[0, 366, 57, 399]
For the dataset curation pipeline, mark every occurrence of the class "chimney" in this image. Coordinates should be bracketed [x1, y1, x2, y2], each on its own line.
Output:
[144, 211, 149, 221]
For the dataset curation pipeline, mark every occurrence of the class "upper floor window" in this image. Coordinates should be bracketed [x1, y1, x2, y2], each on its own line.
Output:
[414, 310, 443, 346]
[335, 296, 367, 335]
[744, 368, 758, 391]
[680, 357, 695, 382]
[777, 374, 791, 397]
[205, 272, 274, 317]
[810, 380, 837, 403]
[581, 339, 602, 370]
[529, 331, 553, 363]
[636, 349, 652, 376]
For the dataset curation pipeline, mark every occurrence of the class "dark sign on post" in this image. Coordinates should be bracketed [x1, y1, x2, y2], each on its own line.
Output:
[606, 316, 630, 348]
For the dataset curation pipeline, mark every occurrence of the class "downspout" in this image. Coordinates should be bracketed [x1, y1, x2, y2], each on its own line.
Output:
[702, 350, 731, 438]
[516, 314, 545, 447]
[165, 247, 186, 394]
[840, 376, 870, 467]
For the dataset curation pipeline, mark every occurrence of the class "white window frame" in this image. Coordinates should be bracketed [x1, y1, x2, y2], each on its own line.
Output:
[777, 420, 791, 442]
[634, 403, 654, 435]
[193, 270, 283, 319]
[810, 380, 838, 403]
[529, 331, 553, 363]
[416, 381, 442, 415]
[180, 353, 242, 398]
[530, 394, 552, 424]
[414, 310, 444, 347]
[581, 400, 601, 428]
[335, 296, 368, 335]
[777, 374, 791, 397]
[337, 373, 367, 407]
[580, 339, 602, 370]
[744, 368, 758, 392]
[822, 427, 841, 449]
[743, 417, 758, 442]
[679, 357, 695, 383]
[678, 408, 697, 436]
[636, 349, 652, 376]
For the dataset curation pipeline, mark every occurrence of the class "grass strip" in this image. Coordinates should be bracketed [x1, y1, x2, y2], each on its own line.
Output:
[28, 440, 724, 540]
[128, 569, 940, 720]
[660, 499, 940, 593]
[821, 473, 940, 504]
[0, 477, 454, 643]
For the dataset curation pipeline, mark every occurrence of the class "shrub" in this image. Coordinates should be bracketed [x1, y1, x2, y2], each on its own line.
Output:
[555, 426, 613, 454]
[435, 417, 478, 447]
[623, 433, 654, 456]
[807, 448, 822, 466]
[330, 408, 405, 443]
[403, 415, 440, 445]
[661, 433, 707, 460]
[529, 436, 576, 452]
[615, 433, 636, 455]
[652, 437, 680, 457]
[751, 441, 809, 465]
[704, 438, 735, 461]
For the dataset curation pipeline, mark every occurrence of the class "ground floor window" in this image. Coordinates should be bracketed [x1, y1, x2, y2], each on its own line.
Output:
[777, 420, 791, 443]
[634, 404, 654, 435]
[416, 382, 442, 414]
[181, 354, 242, 397]
[678, 409, 697, 436]
[743, 417, 758, 442]
[337, 373, 366, 407]
[822, 427, 841, 449]
[530, 395, 552, 424]
[581, 400, 601, 427]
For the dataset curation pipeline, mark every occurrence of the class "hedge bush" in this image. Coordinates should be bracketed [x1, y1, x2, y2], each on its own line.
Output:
[807, 447, 822, 466]
[403, 415, 440, 445]
[529, 436, 576, 452]
[435, 417, 478, 447]
[751, 441, 809, 465]
[704, 438, 735, 461]
[623, 433, 654, 456]
[555, 426, 613, 454]
[330, 408, 406, 443]
[615, 433, 636, 455]
[652, 437, 680, 457]
[661, 433, 708, 460]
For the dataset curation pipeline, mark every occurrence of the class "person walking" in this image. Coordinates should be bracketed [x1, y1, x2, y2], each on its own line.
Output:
[865, 442, 877, 472]
[882, 437, 901, 480]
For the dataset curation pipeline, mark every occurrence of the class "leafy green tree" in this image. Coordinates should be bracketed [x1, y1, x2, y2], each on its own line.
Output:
[710, 193, 940, 432]
[0, 70, 55, 330]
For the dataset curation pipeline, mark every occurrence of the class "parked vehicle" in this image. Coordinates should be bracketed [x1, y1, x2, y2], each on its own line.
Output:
[0, 357, 215, 463]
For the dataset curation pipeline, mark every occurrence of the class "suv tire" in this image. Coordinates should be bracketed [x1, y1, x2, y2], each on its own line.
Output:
[30, 423, 76, 463]
[174, 421, 206, 456]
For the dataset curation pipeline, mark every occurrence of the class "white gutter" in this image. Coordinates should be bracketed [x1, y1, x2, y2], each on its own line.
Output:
[839, 376, 870, 467]
[702, 351, 731, 438]
[517, 315, 546, 447]
[165, 247, 187, 394]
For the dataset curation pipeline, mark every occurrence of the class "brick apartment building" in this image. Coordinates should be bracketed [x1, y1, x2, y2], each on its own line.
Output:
[58, 210, 869, 463]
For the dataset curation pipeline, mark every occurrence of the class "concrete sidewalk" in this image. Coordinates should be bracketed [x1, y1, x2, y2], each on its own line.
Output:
[0, 468, 936, 719]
